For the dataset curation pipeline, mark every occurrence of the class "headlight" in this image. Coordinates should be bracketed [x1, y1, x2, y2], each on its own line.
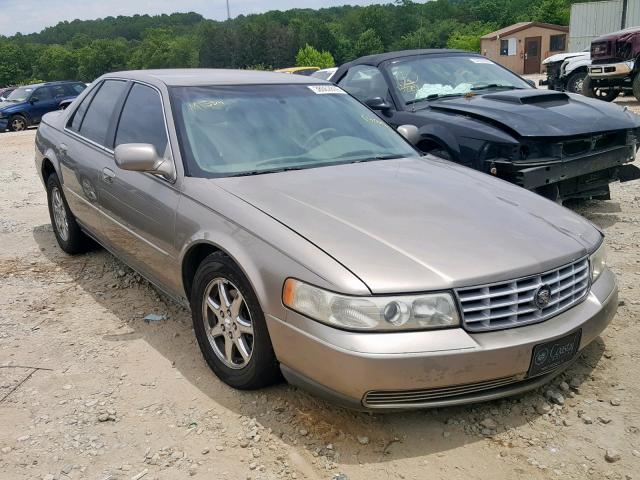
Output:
[282, 278, 459, 331]
[590, 241, 607, 282]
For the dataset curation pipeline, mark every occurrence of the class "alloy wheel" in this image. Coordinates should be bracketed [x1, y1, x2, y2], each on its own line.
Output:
[11, 117, 26, 131]
[51, 187, 69, 242]
[202, 277, 254, 369]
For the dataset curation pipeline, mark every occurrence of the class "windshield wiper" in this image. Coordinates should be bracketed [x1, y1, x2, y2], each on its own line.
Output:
[470, 84, 524, 91]
[406, 93, 465, 105]
[230, 166, 306, 177]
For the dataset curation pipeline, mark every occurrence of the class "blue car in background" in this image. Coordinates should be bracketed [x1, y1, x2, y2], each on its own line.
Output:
[0, 81, 86, 132]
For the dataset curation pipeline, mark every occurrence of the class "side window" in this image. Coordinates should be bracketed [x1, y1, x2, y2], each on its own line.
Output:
[65, 83, 86, 96]
[33, 87, 53, 102]
[115, 83, 168, 157]
[338, 66, 390, 102]
[78, 80, 127, 145]
[51, 85, 66, 99]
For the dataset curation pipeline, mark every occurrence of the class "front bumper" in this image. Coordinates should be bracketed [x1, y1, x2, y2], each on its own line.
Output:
[493, 144, 636, 192]
[267, 268, 617, 410]
[588, 60, 634, 78]
[0, 118, 8, 130]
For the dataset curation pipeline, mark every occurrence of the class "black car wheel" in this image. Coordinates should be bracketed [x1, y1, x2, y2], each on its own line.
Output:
[9, 114, 28, 132]
[566, 71, 587, 94]
[582, 76, 619, 102]
[46, 172, 92, 254]
[632, 74, 640, 102]
[191, 252, 280, 390]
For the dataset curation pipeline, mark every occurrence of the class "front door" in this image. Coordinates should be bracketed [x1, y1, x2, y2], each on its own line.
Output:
[524, 37, 542, 74]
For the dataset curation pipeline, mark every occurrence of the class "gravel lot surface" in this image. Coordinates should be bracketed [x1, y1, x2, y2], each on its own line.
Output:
[1, 124, 639, 480]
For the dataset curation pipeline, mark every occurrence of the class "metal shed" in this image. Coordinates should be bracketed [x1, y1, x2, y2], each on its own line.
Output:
[569, 0, 640, 50]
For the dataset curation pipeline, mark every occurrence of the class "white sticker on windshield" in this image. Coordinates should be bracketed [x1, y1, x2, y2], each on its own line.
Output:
[307, 85, 346, 94]
[469, 58, 493, 64]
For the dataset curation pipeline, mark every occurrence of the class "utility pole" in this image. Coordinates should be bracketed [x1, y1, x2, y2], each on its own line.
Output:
[226, 0, 231, 20]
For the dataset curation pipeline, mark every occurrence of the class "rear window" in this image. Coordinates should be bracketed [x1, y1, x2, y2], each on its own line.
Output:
[78, 80, 127, 145]
[65, 83, 86, 96]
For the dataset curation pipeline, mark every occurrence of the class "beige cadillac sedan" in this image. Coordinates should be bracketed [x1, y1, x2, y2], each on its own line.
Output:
[35, 70, 617, 410]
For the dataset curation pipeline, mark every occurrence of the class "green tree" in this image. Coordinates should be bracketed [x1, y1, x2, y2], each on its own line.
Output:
[447, 22, 498, 52]
[353, 29, 384, 58]
[35, 45, 78, 80]
[128, 29, 198, 69]
[295, 44, 335, 69]
[76, 38, 129, 81]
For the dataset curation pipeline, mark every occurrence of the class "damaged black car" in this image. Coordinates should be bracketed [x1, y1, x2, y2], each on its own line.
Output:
[333, 49, 640, 202]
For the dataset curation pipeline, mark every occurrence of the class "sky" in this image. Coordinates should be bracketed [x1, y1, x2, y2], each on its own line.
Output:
[0, 0, 399, 36]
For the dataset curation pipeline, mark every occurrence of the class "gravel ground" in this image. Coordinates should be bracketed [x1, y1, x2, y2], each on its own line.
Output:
[0, 127, 639, 480]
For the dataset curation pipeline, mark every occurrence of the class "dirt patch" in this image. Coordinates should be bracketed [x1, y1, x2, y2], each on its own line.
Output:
[1, 129, 639, 480]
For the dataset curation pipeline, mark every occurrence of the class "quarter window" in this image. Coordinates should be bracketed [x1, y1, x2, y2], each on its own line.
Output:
[32, 87, 53, 102]
[78, 80, 127, 145]
[338, 65, 391, 102]
[115, 83, 169, 157]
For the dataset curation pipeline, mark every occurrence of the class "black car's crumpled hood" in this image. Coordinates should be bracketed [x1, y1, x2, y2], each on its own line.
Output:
[420, 89, 640, 137]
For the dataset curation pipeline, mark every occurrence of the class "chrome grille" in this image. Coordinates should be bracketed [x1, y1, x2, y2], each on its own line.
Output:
[363, 376, 519, 407]
[456, 257, 590, 332]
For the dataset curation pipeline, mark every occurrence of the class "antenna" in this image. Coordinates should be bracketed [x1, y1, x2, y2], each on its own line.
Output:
[226, 0, 231, 20]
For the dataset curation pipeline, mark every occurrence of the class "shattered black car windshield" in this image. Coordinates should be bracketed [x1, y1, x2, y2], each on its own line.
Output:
[386, 55, 532, 105]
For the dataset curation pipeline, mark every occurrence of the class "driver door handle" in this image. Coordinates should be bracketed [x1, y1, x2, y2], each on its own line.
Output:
[101, 167, 115, 184]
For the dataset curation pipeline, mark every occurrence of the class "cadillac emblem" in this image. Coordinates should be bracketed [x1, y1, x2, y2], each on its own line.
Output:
[533, 284, 552, 309]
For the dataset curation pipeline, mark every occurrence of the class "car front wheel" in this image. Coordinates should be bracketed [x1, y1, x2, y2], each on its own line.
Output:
[566, 71, 587, 94]
[9, 114, 28, 132]
[191, 252, 280, 390]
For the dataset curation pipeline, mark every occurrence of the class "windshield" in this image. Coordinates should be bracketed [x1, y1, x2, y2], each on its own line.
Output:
[170, 84, 418, 177]
[385, 55, 531, 105]
[6, 87, 34, 102]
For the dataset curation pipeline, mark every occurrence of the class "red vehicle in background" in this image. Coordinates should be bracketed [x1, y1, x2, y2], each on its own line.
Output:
[585, 27, 640, 101]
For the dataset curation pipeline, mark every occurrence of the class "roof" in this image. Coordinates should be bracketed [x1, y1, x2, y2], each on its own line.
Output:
[332, 49, 471, 83]
[102, 69, 329, 87]
[481, 22, 569, 40]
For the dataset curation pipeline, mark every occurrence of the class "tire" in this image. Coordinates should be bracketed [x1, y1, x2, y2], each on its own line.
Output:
[565, 71, 587, 94]
[8, 114, 28, 132]
[191, 252, 280, 390]
[582, 76, 619, 102]
[632, 74, 640, 102]
[46, 172, 91, 254]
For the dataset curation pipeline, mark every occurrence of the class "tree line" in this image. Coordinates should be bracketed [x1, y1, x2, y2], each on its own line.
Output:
[0, 0, 574, 86]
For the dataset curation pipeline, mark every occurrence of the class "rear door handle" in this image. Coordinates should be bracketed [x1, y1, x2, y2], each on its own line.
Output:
[101, 167, 115, 184]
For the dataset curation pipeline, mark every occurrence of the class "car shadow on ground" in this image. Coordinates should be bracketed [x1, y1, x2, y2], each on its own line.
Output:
[32, 224, 606, 465]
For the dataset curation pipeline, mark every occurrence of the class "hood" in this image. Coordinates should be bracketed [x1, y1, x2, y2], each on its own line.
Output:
[593, 26, 640, 43]
[543, 51, 589, 64]
[421, 89, 640, 137]
[0, 100, 19, 111]
[217, 157, 601, 294]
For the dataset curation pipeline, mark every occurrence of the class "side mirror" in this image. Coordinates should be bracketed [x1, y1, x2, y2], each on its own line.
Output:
[397, 124, 420, 145]
[114, 143, 175, 180]
[30, 97, 39, 104]
[365, 96, 393, 112]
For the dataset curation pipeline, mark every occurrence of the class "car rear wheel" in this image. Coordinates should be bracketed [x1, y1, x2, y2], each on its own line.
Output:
[9, 114, 27, 132]
[46, 172, 92, 254]
[566, 71, 587, 94]
[191, 252, 280, 390]
[582, 76, 619, 102]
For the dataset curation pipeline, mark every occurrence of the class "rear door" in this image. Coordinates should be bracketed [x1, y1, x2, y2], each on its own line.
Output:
[98, 81, 181, 293]
[59, 80, 129, 238]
